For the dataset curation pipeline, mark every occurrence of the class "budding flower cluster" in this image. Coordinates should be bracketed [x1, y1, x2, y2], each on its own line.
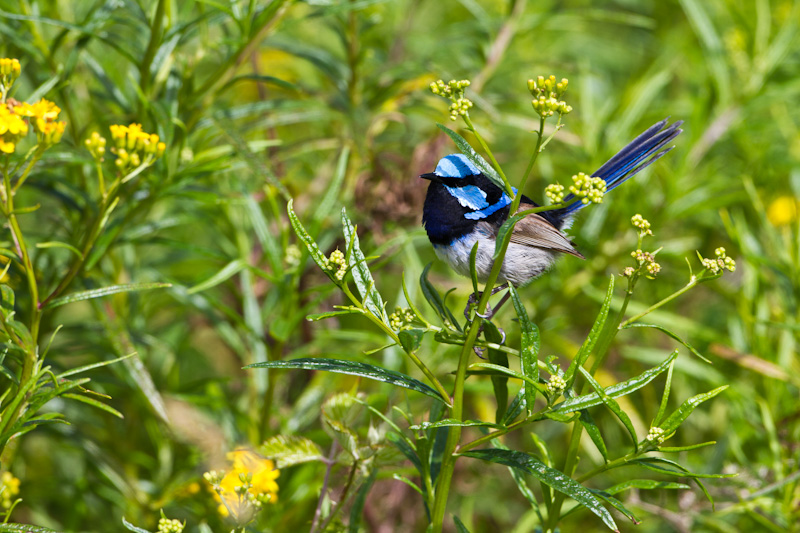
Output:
[569, 172, 607, 205]
[631, 214, 653, 236]
[389, 307, 415, 332]
[107, 123, 166, 173]
[324, 249, 347, 281]
[546, 375, 566, 394]
[0, 58, 20, 89]
[284, 244, 301, 270]
[157, 516, 185, 533]
[528, 75, 572, 117]
[545, 183, 565, 204]
[700, 246, 736, 274]
[430, 79, 474, 121]
[84, 131, 107, 161]
[631, 249, 661, 278]
[646, 426, 666, 445]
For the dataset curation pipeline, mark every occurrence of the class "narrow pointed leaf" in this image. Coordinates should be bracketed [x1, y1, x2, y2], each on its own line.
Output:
[287, 199, 330, 273]
[602, 479, 690, 495]
[245, 358, 446, 402]
[554, 350, 678, 412]
[409, 419, 503, 430]
[509, 285, 539, 412]
[579, 367, 638, 451]
[484, 320, 508, 423]
[121, 517, 151, 533]
[45, 283, 172, 309]
[453, 516, 471, 533]
[0, 525, 61, 533]
[589, 489, 640, 524]
[565, 275, 614, 388]
[660, 385, 728, 434]
[436, 123, 505, 191]
[622, 323, 711, 363]
[420, 263, 462, 331]
[653, 359, 675, 427]
[342, 208, 387, 322]
[61, 393, 123, 418]
[463, 449, 618, 531]
[579, 409, 609, 462]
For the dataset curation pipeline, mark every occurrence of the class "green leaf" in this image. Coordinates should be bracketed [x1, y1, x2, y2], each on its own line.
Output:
[349, 468, 377, 533]
[436, 123, 505, 191]
[589, 489, 640, 525]
[420, 263, 462, 331]
[579, 409, 609, 463]
[602, 479, 690, 495]
[322, 393, 362, 458]
[62, 393, 124, 419]
[622, 323, 711, 363]
[409, 419, 503, 430]
[245, 195, 283, 277]
[186, 259, 246, 294]
[306, 308, 364, 321]
[554, 350, 678, 413]
[463, 449, 618, 531]
[398, 328, 424, 352]
[660, 385, 728, 434]
[659, 441, 717, 452]
[57, 353, 135, 379]
[0, 284, 15, 320]
[35, 241, 84, 259]
[245, 358, 446, 402]
[312, 146, 350, 229]
[45, 283, 172, 309]
[468, 240, 480, 296]
[653, 359, 675, 427]
[469, 362, 544, 392]
[565, 275, 614, 389]
[260, 435, 324, 468]
[453, 516, 471, 533]
[0, 525, 61, 533]
[121, 517, 151, 533]
[484, 320, 508, 423]
[287, 199, 331, 273]
[386, 432, 423, 474]
[509, 285, 539, 413]
[579, 367, 638, 451]
[341, 208, 387, 322]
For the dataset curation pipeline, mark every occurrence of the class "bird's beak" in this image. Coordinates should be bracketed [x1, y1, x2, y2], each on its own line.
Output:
[419, 172, 441, 182]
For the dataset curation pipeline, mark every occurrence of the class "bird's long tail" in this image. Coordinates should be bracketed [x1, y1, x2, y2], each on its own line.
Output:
[558, 118, 683, 216]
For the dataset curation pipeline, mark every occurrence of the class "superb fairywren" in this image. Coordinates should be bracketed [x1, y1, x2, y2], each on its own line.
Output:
[421, 118, 682, 288]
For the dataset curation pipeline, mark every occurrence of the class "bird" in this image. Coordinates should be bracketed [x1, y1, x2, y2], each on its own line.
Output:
[420, 118, 682, 293]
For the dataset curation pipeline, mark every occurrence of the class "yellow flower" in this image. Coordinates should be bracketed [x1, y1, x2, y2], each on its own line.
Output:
[1, 470, 20, 509]
[0, 58, 21, 86]
[205, 449, 279, 524]
[107, 123, 166, 172]
[0, 104, 29, 154]
[767, 195, 799, 226]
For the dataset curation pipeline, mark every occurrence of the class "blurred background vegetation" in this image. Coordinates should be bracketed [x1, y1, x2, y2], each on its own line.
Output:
[0, 0, 798, 531]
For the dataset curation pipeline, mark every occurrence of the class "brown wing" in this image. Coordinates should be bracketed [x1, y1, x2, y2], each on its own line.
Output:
[508, 203, 585, 259]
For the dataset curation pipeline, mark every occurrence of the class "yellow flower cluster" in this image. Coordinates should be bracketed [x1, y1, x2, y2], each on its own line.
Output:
[544, 183, 565, 204]
[430, 79, 474, 121]
[528, 75, 572, 117]
[631, 248, 661, 278]
[107, 123, 166, 172]
[646, 426, 666, 445]
[700, 247, 736, 274]
[0, 59, 66, 154]
[389, 307, 415, 331]
[325, 248, 347, 281]
[14, 99, 65, 146]
[569, 172, 607, 205]
[631, 214, 653, 236]
[546, 375, 566, 394]
[1, 471, 20, 509]
[204, 449, 279, 525]
[0, 58, 20, 88]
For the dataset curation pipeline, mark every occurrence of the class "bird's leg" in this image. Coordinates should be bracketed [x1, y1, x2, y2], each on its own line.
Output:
[465, 283, 510, 320]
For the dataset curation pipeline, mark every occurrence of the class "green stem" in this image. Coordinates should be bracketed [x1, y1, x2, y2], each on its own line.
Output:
[340, 283, 451, 405]
[620, 275, 699, 328]
[463, 115, 513, 196]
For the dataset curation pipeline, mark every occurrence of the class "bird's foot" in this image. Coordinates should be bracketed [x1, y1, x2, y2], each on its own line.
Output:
[465, 283, 510, 320]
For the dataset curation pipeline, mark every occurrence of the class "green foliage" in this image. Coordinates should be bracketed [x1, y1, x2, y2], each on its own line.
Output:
[0, 0, 797, 532]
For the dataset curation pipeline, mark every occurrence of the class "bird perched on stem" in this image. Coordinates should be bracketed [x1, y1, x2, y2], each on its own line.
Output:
[421, 118, 682, 301]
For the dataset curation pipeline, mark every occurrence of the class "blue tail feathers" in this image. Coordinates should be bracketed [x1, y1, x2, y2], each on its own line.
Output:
[559, 118, 683, 216]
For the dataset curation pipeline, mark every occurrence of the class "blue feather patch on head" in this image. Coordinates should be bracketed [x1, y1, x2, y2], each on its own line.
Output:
[444, 185, 489, 210]
[464, 193, 513, 220]
[435, 154, 481, 178]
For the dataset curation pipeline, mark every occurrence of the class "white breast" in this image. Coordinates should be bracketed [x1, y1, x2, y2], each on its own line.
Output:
[433, 232, 557, 286]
